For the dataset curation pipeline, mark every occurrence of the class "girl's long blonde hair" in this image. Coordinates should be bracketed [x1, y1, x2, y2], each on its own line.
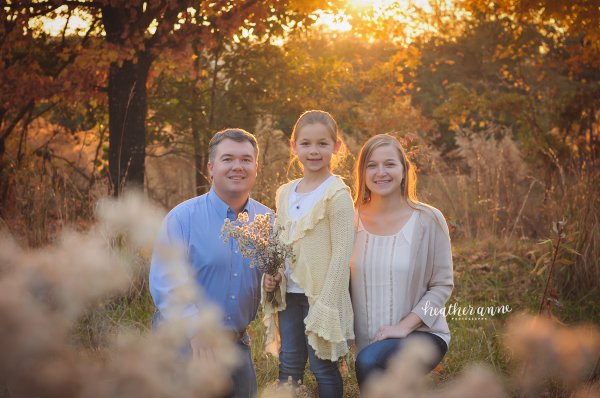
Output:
[353, 134, 419, 209]
[289, 110, 347, 173]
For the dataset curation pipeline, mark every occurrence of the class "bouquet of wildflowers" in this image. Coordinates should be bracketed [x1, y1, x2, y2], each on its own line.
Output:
[220, 212, 294, 309]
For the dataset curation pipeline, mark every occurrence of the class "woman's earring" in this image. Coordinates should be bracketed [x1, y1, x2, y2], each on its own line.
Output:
[401, 179, 405, 189]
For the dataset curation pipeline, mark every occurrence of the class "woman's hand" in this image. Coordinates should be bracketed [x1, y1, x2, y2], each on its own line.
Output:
[372, 312, 425, 343]
[263, 272, 282, 292]
[372, 324, 410, 343]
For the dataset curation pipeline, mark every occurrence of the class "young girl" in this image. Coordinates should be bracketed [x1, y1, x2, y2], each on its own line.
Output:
[350, 134, 453, 391]
[262, 110, 355, 397]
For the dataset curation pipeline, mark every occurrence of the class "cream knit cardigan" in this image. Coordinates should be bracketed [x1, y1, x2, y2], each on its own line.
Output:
[262, 177, 355, 361]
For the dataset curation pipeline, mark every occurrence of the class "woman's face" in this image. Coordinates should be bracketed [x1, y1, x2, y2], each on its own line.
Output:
[364, 144, 405, 199]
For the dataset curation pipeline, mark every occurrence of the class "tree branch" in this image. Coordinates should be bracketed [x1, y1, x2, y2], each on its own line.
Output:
[143, 5, 183, 55]
[61, 9, 72, 47]
[30, 102, 57, 122]
[53, 17, 99, 79]
[144, 0, 260, 58]
[48, 153, 92, 182]
[1, 99, 35, 141]
[33, 128, 61, 153]
[6, 2, 102, 18]
[5, 1, 103, 11]
[64, 1, 103, 7]
[90, 125, 106, 189]
[134, 0, 168, 35]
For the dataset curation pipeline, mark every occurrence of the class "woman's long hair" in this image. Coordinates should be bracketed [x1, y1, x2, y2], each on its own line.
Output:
[353, 134, 419, 210]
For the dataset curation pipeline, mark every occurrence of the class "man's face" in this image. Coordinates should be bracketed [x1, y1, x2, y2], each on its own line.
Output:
[207, 139, 257, 198]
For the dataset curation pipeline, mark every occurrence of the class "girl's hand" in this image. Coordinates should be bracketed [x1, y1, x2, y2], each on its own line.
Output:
[263, 272, 282, 292]
[372, 324, 410, 343]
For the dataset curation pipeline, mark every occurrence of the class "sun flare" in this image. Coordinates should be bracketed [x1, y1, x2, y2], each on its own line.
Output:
[315, 0, 437, 42]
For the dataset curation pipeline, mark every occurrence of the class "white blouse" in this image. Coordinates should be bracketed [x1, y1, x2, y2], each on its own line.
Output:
[350, 210, 451, 355]
[284, 175, 337, 293]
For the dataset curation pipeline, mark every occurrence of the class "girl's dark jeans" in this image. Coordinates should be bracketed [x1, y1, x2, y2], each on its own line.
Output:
[278, 292, 344, 398]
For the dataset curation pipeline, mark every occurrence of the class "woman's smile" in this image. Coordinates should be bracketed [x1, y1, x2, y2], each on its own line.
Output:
[374, 180, 391, 185]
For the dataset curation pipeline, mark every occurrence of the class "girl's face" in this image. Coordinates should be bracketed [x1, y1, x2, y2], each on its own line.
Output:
[292, 123, 341, 174]
[365, 144, 405, 199]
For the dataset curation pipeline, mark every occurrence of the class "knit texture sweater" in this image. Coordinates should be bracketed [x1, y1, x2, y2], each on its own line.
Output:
[262, 177, 355, 361]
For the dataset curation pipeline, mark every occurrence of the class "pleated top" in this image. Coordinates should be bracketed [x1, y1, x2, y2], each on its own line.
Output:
[351, 210, 450, 355]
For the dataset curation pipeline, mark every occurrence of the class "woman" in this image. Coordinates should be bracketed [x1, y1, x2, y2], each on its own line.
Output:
[350, 134, 454, 390]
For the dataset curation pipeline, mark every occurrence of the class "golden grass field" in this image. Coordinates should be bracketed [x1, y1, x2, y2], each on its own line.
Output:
[1, 129, 599, 398]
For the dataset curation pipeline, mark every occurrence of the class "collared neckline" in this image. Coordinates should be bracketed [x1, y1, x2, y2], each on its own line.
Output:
[208, 187, 250, 219]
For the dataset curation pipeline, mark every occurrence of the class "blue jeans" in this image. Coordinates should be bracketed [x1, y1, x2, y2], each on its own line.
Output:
[278, 293, 344, 398]
[151, 309, 257, 398]
[355, 331, 448, 390]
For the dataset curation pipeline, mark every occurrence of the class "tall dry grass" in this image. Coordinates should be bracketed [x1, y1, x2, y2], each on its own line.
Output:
[1, 153, 106, 248]
[1, 124, 599, 398]
[420, 124, 600, 296]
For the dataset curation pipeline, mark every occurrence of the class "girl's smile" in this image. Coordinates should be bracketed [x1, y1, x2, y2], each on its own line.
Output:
[292, 123, 341, 175]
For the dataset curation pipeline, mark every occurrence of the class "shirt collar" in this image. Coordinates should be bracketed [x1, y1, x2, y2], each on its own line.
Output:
[208, 187, 251, 219]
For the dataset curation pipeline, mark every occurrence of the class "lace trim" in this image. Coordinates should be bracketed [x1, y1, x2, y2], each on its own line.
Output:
[276, 178, 350, 247]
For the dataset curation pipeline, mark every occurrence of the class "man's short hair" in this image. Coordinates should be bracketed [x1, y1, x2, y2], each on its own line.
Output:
[209, 129, 259, 164]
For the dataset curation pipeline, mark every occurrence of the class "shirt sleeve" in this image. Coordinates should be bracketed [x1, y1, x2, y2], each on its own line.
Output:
[149, 211, 202, 339]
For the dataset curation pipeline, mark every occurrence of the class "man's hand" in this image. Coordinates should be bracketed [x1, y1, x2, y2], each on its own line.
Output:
[190, 332, 216, 363]
[263, 272, 282, 292]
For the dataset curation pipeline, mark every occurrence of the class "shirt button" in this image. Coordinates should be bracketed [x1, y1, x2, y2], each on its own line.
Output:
[234, 273, 238, 277]
[232, 296, 235, 299]
[228, 317, 231, 320]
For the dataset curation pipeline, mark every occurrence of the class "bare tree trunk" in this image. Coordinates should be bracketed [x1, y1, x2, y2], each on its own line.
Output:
[189, 42, 222, 197]
[191, 121, 209, 196]
[190, 44, 210, 196]
[106, 59, 150, 196]
[102, 3, 154, 197]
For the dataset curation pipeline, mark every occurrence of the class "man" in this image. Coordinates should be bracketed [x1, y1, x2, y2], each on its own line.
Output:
[149, 128, 271, 398]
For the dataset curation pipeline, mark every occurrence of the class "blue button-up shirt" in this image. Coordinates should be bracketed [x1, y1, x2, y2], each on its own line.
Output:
[149, 188, 271, 339]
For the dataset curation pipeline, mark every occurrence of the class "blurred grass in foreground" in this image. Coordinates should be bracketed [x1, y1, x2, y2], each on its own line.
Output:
[65, 234, 600, 398]
[2, 130, 599, 397]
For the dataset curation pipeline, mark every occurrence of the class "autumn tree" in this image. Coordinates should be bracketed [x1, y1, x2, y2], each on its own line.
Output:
[0, 5, 105, 206]
[461, 0, 600, 154]
[146, 28, 357, 197]
[5, 0, 340, 196]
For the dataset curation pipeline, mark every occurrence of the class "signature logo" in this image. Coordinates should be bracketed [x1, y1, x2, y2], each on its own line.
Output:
[421, 301, 513, 321]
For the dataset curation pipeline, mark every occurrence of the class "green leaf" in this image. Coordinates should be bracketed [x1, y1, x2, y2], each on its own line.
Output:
[537, 239, 552, 245]
[532, 251, 550, 274]
[553, 221, 558, 233]
[536, 263, 549, 275]
[556, 259, 574, 265]
[560, 243, 580, 255]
